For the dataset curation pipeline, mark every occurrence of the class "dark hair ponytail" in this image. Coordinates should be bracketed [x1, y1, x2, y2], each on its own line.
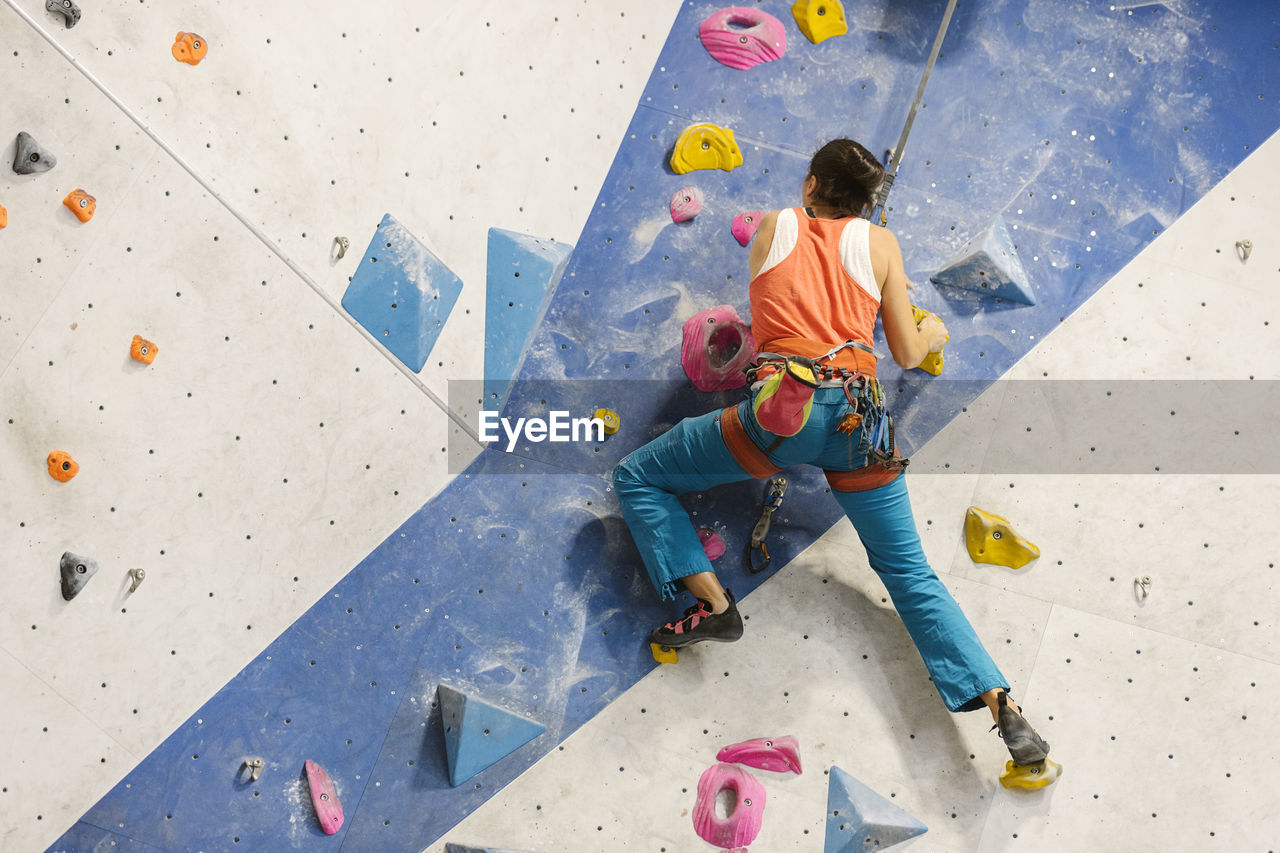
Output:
[807, 139, 885, 215]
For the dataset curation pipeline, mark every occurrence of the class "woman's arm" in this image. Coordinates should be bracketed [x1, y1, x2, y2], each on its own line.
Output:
[871, 225, 947, 369]
[748, 211, 780, 280]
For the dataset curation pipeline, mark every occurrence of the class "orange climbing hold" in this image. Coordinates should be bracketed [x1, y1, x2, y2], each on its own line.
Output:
[171, 31, 208, 65]
[172, 31, 208, 65]
[0, 203, 8, 228]
[130, 335, 158, 364]
[63, 189, 95, 223]
[47, 451, 79, 482]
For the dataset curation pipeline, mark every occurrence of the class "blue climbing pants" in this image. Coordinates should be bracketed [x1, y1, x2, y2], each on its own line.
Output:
[613, 387, 1008, 712]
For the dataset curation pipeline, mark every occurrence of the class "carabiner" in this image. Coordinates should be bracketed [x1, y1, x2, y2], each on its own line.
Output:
[745, 476, 787, 574]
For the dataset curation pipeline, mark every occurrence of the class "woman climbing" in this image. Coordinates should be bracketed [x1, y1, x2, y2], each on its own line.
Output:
[612, 138, 1050, 766]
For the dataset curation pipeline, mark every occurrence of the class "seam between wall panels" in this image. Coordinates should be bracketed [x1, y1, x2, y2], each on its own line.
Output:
[2, 0, 479, 444]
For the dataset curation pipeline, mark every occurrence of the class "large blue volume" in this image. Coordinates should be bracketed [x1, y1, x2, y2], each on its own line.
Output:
[483, 229, 573, 410]
[438, 685, 547, 788]
[825, 766, 928, 853]
[929, 215, 1036, 305]
[342, 213, 465, 372]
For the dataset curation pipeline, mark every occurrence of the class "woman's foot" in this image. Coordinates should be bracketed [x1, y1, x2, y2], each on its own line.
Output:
[649, 590, 744, 648]
[994, 691, 1051, 764]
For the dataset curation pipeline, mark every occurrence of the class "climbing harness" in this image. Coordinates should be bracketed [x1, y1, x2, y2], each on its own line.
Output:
[746, 475, 787, 574]
[744, 341, 908, 470]
[745, 339, 880, 386]
[868, 0, 959, 225]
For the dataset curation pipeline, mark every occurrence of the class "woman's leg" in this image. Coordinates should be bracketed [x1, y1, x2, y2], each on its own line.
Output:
[830, 474, 1008, 713]
[612, 408, 757, 607]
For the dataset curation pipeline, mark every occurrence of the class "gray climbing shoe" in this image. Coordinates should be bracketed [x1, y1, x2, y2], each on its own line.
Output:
[996, 692, 1050, 764]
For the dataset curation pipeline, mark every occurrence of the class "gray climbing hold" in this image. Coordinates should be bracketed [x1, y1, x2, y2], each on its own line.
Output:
[13, 132, 57, 175]
[59, 551, 99, 601]
[444, 845, 533, 853]
[46, 0, 80, 29]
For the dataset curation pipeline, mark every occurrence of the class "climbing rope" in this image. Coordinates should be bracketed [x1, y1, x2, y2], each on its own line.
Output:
[869, 0, 959, 225]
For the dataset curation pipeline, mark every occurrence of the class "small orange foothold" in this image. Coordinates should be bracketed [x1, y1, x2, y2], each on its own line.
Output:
[48, 451, 79, 482]
[172, 31, 208, 65]
[130, 334, 158, 364]
[63, 189, 96, 223]
[0, 203, 8, 228]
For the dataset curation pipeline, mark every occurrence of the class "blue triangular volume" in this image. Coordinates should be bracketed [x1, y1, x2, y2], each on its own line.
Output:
[929, 215, 1036, 305]
[341, 213, 465, 372]
[483, 228, 573, 411]
[438, 684, 546, 788]
[825, 766, 928, 853]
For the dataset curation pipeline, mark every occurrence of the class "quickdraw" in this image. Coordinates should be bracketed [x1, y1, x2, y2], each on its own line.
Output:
[841, 373, 910, 470]
[746, 475, 787, 574]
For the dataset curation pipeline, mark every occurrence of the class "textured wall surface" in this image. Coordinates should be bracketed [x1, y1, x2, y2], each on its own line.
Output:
[2, 0, 1278, 851]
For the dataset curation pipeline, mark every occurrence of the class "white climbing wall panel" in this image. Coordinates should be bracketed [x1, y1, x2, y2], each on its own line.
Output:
[0, 1, 681, 850]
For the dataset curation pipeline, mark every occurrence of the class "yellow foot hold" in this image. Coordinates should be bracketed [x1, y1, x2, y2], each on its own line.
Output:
[650, 643, 678, 664]
[1000, 758, 1062, 790]
[792, 0, 848, 44]
[965, 506, 1040, 569]
[593, 408, 620, 435]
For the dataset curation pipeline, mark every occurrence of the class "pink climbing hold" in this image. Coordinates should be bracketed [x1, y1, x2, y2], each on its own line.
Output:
[304, 759, 344, 835]
[732, 210, 766, 246]
[669, 186, 704, 223]
[692, 763, 766, 849]
[699, 7, 787, 70]
[681, 305, 755, 392]
[698, 528, 726, 561]
[716, 735, 803, 775]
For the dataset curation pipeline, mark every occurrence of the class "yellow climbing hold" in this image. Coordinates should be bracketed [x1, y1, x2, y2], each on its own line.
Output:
[650, 642, 679, 664]
[593, 408, 620, 435]
[911, 304, 946, 375]
[670, 123, 743, 175]
[1000, 758, 1063, 790]
[965, 506, 1040, 569]
[791, 0, 848, 44]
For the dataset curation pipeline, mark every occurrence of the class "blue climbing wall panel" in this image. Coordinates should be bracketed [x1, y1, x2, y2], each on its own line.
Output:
[342, 214, 464, 373]
[53, 1, 1278, 851]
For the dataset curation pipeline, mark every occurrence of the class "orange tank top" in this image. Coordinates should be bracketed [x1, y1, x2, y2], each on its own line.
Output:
[749, 207, 881, 376]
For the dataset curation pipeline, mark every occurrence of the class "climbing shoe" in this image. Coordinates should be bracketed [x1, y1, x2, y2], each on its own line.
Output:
[995, 692, 1051, 764]
[649, 589, 744, 648]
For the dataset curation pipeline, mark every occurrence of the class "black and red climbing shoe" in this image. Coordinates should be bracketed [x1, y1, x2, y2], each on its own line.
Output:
[649, 590, 744, 648]
[995, 692, 1051, 764]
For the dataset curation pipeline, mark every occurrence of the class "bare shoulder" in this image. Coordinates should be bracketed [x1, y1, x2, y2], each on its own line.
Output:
[748, 210, 783, 278]
[867, 222, 901, 253]
[756, 209, 781, 235]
